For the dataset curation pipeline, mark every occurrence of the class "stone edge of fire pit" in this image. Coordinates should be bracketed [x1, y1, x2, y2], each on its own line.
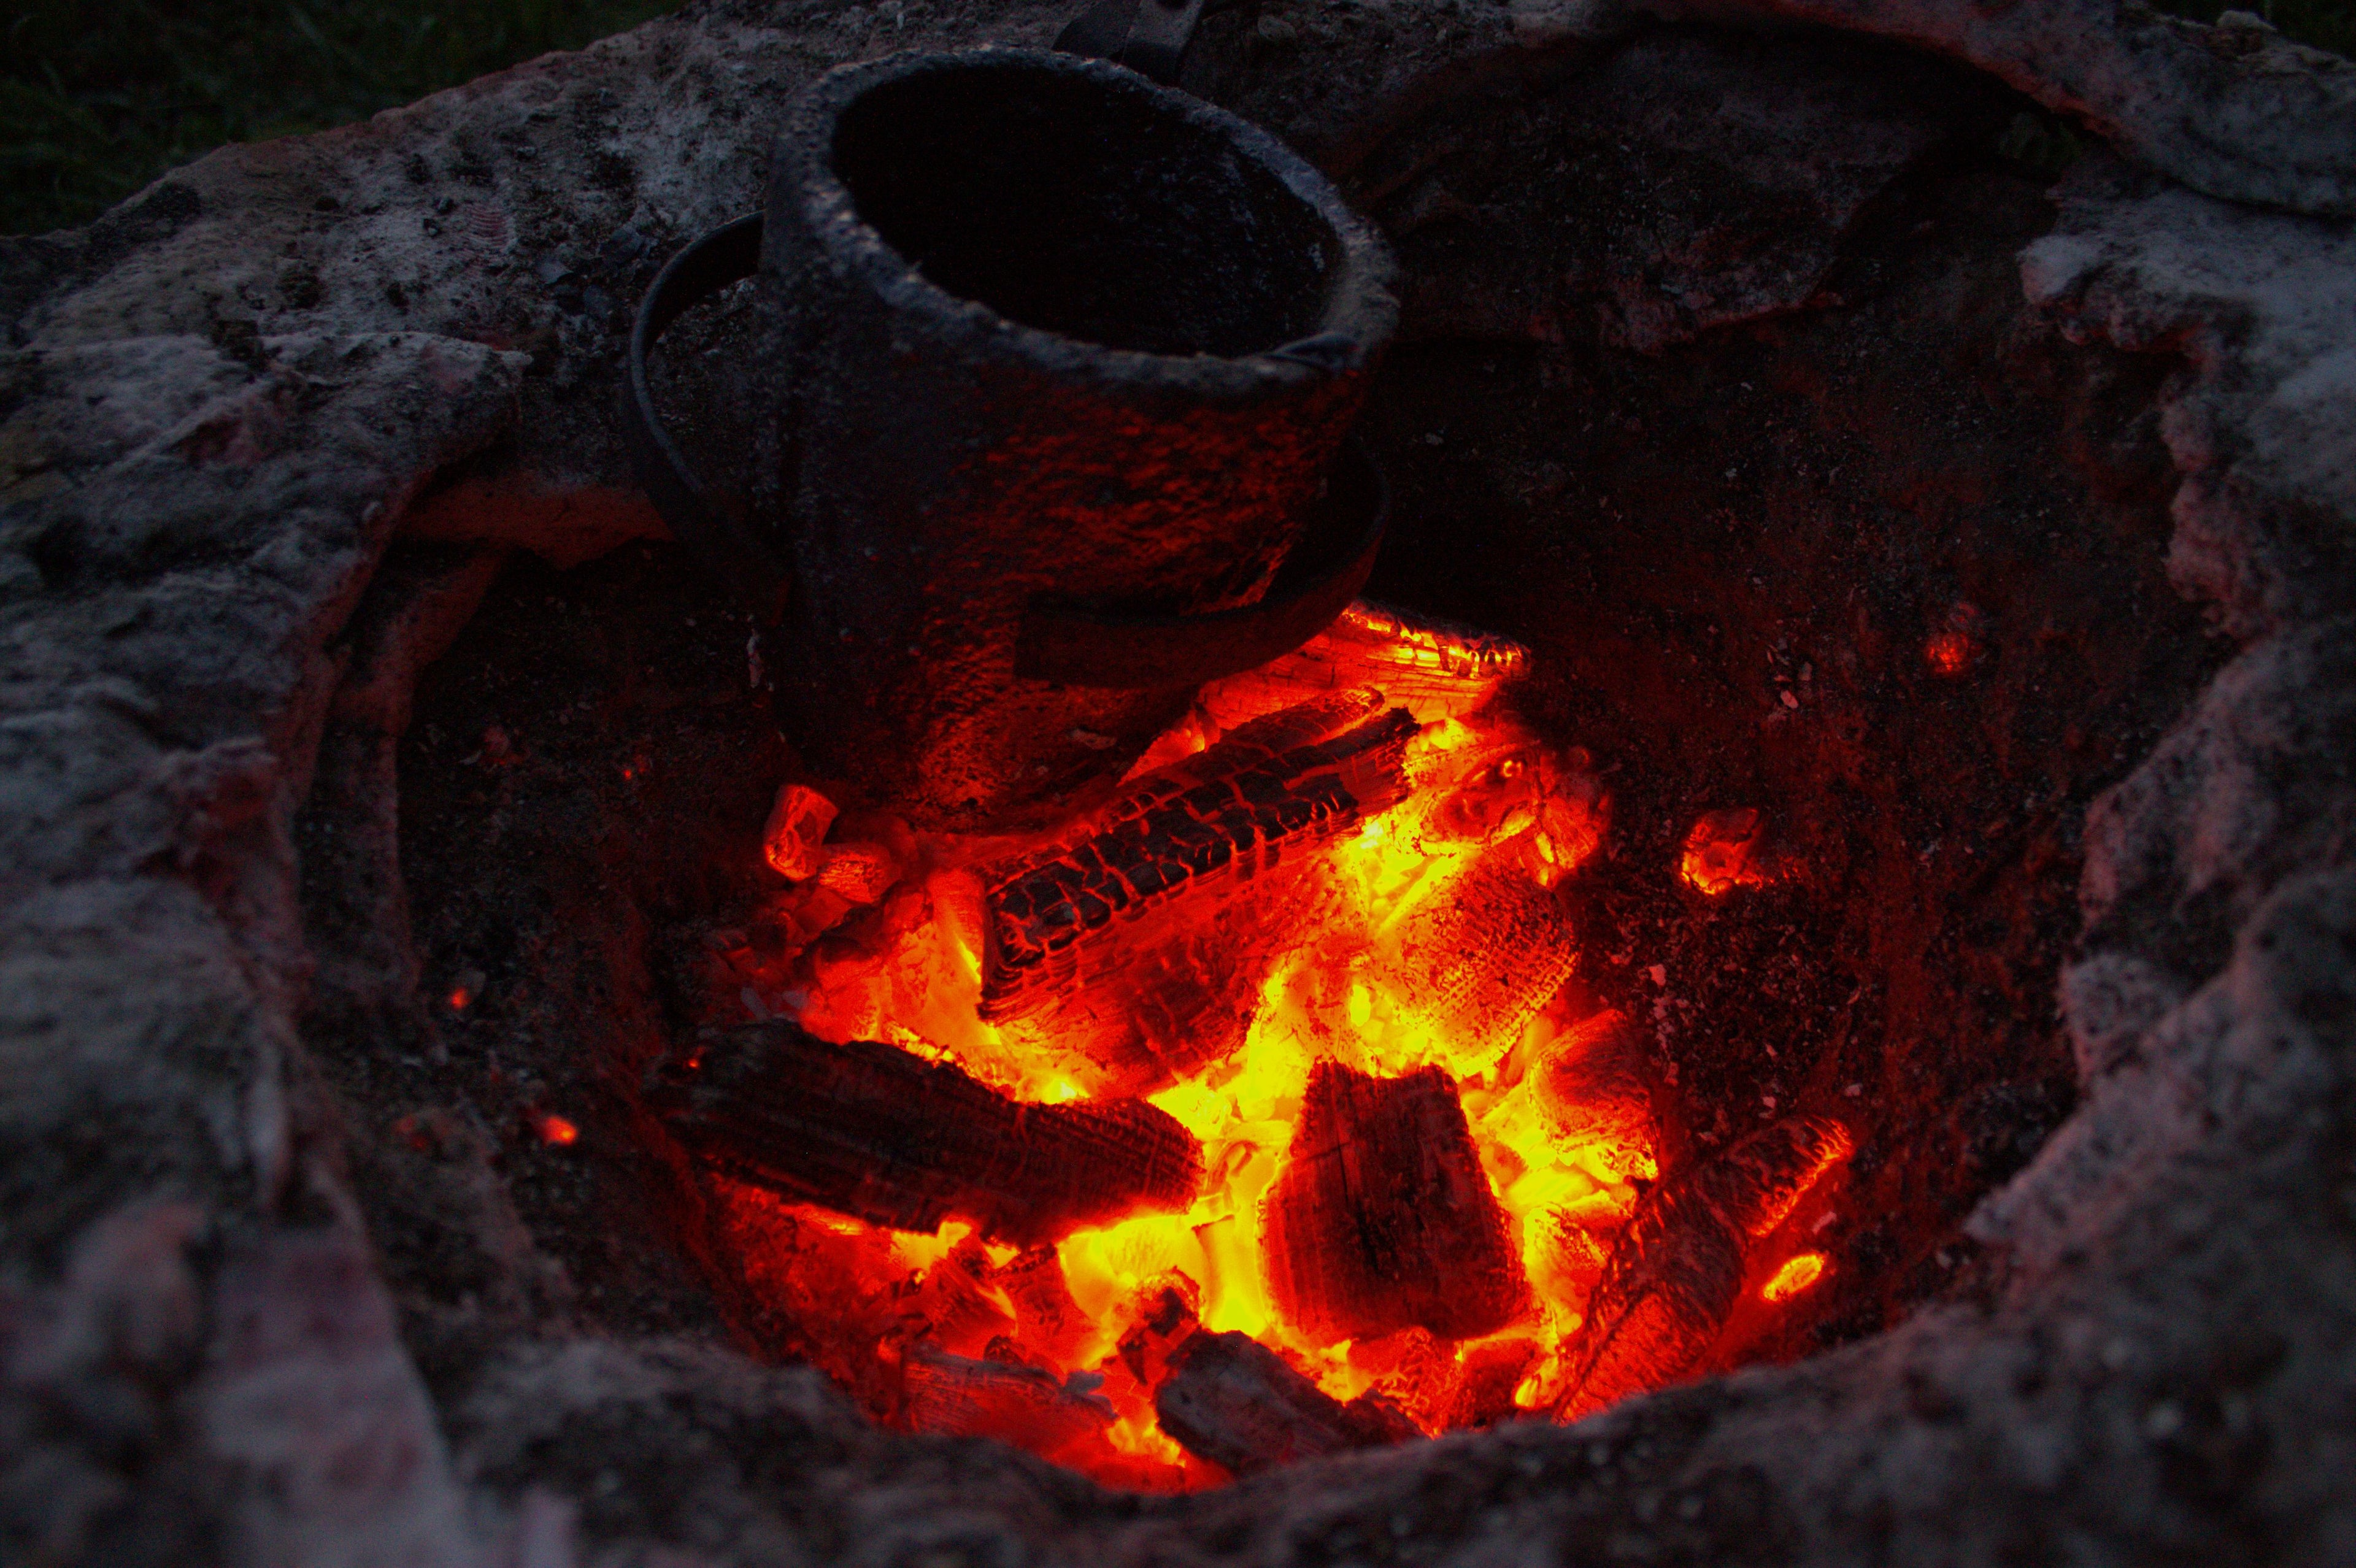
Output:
[1, 2, 2353, 1564]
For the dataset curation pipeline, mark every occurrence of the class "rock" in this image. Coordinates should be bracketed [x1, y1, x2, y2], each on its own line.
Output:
[2022, 158, 2356, 636]
[1345, 29, 1985, 350]
[1655, 0, 2356, 218]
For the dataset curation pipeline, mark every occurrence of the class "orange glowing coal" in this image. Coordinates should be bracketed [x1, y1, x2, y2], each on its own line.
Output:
[1761, 1251, 1828, 1303]
[683, 601, 1848, 1488]
[1679, 807, 1777, 896]
[1925, 601, 1985, 677]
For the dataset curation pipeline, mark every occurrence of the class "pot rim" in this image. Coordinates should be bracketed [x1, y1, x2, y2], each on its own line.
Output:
[766, 45, 1399, 400]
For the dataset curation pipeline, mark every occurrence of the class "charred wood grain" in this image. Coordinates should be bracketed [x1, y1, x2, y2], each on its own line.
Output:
[975, 692, 1418, 1093]
[1555, 1113, 1850, 1420]
[1153, 1331, 1420, 1477]
[1388, 853, 1578, 1069]
[982, 691, 1417, 1009]
[1261, 1061, 1530, 1342]
[651, 1021, 1203, 1246]
[899, 1343, 1115, 1456]
[1198, 598, 1531, 728]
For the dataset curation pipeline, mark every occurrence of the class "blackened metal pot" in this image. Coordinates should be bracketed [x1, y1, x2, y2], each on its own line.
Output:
[628, 48, 1396, 832]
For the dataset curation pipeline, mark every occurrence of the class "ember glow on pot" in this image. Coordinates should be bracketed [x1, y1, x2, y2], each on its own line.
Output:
[652, 600, 1852, 1489]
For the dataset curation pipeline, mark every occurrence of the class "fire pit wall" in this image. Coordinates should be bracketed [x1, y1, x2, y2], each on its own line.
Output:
[371, 32, 2204, 1416]
[6, 2, 2355, 1563]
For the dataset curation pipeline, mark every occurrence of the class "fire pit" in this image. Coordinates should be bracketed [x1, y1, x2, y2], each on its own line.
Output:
[5, 0, 2354, 1562]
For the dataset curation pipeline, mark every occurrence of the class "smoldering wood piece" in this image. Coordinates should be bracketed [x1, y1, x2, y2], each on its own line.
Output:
[1693, 1112, 1853, 1236]
[1531, 1010, 1660, 1180]
[975, 692, 1419, 1094]
[996, 1245, 1095, 1367]
[1261, 1061, 1531, 1342]
[1553, 1113, 1852, 1420]
[1198, 598, 1533, 728]
[1388, 853, 1579, 1068]
[1444, 1337, 1541, 1430]
[1153, 1331, 1420, 1476]
[903, 1235, 1015, 1356]
[652, 1022, 1203, 1246]
[1115, 1273, 1203, 1391]
[982, 691, 1419, 1012]
[899, 1343, 1114, 1455]
[1347, 1326, 1454, 1431]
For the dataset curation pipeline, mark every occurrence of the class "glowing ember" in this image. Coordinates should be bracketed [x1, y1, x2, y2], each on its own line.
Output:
[1924, 629, 1973, 676]
[1679, 808, 1775, 896]
[668, 599, 1849, 1487]
[535, 1112, 579, 1147]
[1761, 1251, 1828, 1303]
[1925, 601, 1985, 677]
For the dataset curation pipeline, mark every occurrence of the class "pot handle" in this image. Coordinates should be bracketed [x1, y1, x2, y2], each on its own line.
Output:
[628, 215, 1389, 688]
[622, 212, 794, 626]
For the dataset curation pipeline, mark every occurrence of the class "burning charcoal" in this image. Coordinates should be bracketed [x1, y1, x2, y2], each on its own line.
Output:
[814, 840, 899, 904]
[652, 1021, 1203, 1246]
[1347, 1326, 1455, 1430]
[1199, 598, 1531, 728]
[1528, 1207, 1614, 1312]
[1154, 1331, 1420, 1475]
[1261, 1061, 1530, 1342]
[979, 691, 1420, 1093]
[764, 782, 839, 879]
[1115, 1272, 1203, 1391]
[899, 1343, 1114, 1456]
[1695, 1113, 1853, 1237]
[996, 1245, 1096, 1367]
[903, 1236, 1016, 1356]
[1387, 856, 1577, 1070]
[1530, 1009, 1660, 1181]
[1442, 1337, 1542, 1430]
[1553, 1114, 1852, 1421]
[1679, 807, 1780, 895]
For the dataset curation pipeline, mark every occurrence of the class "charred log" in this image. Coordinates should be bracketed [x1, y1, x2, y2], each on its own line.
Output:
[983, 691, 1417, 1004]
[1261, 1061, 1530, 1342]
[977, 692, 1419, 1092]
[899, 1342, 1115, 1456]
[652, 1021, 1203, 1246]
[1198, 598, 1532, 728]
[1444, 1337, 1542, 1430]
[996, 1245, 1096, 1369]
[1387, 854, 1579, 1069]
[1554, 1113, 1851, 1419]
[1153, 1331, 1420, 1476]
[1530, 1009, 1660, 1181]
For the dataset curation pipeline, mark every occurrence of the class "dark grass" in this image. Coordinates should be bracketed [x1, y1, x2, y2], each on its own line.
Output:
[3, 0, 2351, 237]
[2, 0, 678, 236]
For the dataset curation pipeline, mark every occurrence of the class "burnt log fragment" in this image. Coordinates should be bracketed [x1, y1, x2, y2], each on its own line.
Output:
[1444, 1337, 1542, 1430]
[899, 1343, 1114, 1456]
[1388, 853, 1578, 1069]
[652, 1021, 1202, 1246]
[1531, 1009, 1660, 1180]
[977, 691, 1419, 1092]
[1554, 1113, 1850, 1420]
[1154, 1331, 1420, 1476]
[1198, 598, 1532, 728]
[1261, 1061, 1530, 1342]
[997, 1245, 1096, 1367]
